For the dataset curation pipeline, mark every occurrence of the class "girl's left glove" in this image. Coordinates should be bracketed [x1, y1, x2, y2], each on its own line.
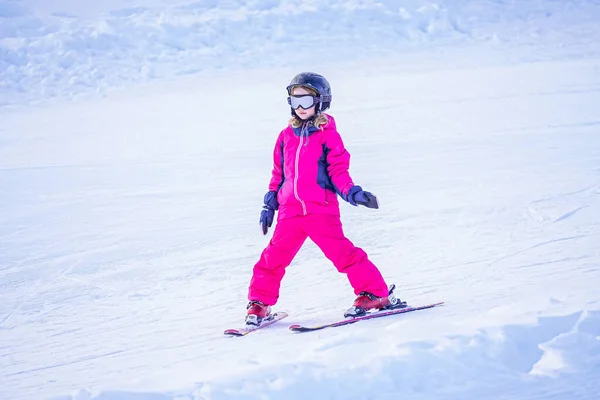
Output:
[346, 185, 379, 209]
[259, 191, 279, 235]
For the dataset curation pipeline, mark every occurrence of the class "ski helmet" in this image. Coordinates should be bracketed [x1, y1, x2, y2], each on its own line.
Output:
[286, 72, 332, 115]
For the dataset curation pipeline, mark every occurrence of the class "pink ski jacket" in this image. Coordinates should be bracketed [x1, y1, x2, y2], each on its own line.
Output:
[268, 114, 355, 220]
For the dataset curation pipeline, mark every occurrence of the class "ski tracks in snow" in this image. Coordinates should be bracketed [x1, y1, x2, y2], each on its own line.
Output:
[525, 184, 600, 225]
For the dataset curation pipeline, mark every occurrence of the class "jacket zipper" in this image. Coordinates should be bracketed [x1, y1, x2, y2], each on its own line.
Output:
[294, 133, 307, 215]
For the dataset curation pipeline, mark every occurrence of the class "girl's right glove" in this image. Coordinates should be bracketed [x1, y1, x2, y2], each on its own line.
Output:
[260, 206, 275, 235]
[259, 191, 279, 235]
[346, 185, 379, 209]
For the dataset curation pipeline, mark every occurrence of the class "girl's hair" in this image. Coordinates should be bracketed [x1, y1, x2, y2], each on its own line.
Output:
[289, 113, 329, 129]
[288, 86, 329, 129]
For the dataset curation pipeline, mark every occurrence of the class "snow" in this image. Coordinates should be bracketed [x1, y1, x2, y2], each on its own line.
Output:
[1, 0, 600, 399]
[3, 0, 600, 105]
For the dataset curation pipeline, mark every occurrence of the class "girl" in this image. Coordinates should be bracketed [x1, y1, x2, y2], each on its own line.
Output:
[245, 72, 402, 325]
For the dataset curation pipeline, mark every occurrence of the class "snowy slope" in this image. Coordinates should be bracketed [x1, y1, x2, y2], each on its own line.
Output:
[2, 1, 600, 400]
[2, 0, 600, 105]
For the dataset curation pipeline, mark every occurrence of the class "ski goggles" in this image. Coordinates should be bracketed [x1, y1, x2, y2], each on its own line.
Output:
[287, 95, 320, 110]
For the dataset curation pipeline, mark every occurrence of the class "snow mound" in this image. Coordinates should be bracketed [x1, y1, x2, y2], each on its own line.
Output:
[53, 310, 600, 400]
[2, 0, 600, 104]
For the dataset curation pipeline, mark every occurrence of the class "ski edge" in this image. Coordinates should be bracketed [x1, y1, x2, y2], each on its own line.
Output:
[289, 302, 444, 332]
[224, 311, 289, 337]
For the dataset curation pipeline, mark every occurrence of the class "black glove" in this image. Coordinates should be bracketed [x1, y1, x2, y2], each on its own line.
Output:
[259, 191, 279, 235]
[347, 185, 379, 209]
[260, 206, 275, 235]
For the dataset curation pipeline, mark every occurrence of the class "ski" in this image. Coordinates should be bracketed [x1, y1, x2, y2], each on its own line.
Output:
[289, 302, 444, 333]
[224, 312, 289, 337]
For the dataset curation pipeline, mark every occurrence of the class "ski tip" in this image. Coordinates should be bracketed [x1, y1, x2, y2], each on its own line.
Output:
[223, 329, 244, 336]
[274, 311, 289, 318]
[411, 301, 445, 308]
[224, 311, 290, 337]
[289, 324, 313, 332]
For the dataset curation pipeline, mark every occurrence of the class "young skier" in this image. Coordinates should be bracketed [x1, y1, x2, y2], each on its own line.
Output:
[245, 72, 403, 325]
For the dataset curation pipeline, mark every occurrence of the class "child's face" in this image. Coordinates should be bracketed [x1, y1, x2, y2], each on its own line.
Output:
[292, 87, 317, 120]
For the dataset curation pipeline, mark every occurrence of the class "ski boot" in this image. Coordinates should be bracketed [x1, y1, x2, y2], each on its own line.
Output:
[344, 284, 406, 318]
[245, 300, 272, 326]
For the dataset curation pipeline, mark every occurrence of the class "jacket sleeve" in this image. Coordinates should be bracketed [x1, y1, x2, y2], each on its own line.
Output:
[268, 130, 285, 193]
[325, 130, 355, 197]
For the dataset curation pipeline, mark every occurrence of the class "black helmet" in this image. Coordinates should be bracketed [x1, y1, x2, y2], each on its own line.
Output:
[286, 72, 332, 114]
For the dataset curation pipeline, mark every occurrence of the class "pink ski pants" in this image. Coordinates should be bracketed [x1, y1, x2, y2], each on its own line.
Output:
[248, 214, 388, 305]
